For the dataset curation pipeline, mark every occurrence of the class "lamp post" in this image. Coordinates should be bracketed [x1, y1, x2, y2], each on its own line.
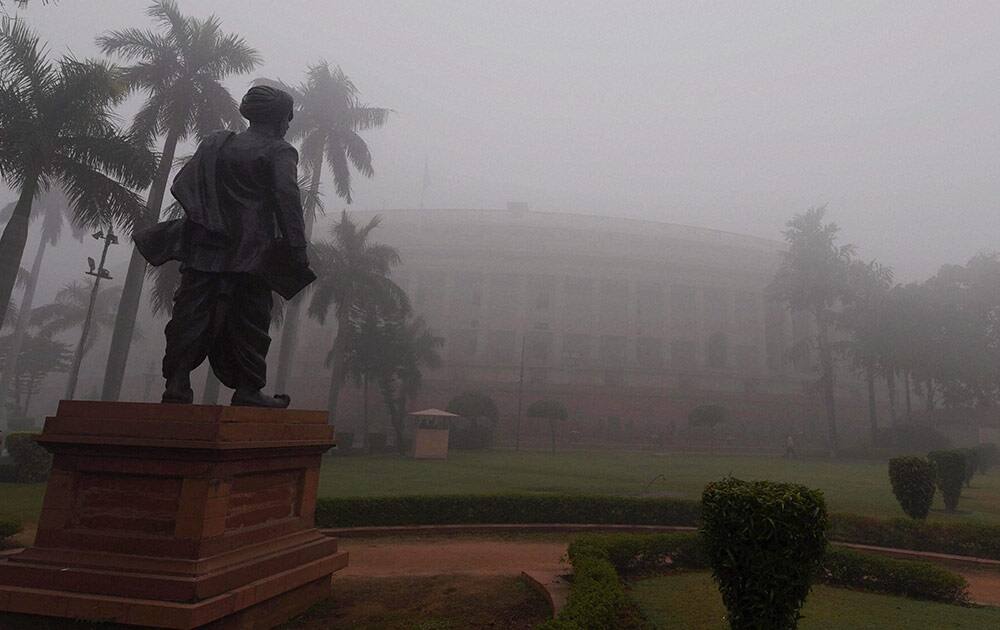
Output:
[64, 226, 117, 400]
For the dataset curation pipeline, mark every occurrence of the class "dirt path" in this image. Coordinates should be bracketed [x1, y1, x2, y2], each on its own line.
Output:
[338, 537, 569, 577]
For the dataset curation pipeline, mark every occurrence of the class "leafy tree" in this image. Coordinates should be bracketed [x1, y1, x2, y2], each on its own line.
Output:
[0, 332, 71, 417]
[688, 404, 729, 450]
[308, 211, 409, 425]
[446, 391, 500, 449]
[0, 190, 83, 417]
[527, 399, 569, 454]
[258, 62, 390, 393]
[345, 308, 442, 453]
[32, 282, 123, 398]
[840, 259, 894, 446]
[769, 207, 854, 456]
[0, 18, 152, 333]
[97, 0, 260, 401]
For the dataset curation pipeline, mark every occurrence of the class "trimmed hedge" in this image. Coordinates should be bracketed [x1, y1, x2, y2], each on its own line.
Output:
[314, 494, 1000, 561]
[888, 456, 935, 520]
[821, 548, 969, 604]
[542, 532, 970, 629]
[830, 513, 1000, 560]
[4, 433, 51, 483]
[314, 494, 701, 528]
[0, 517, 21, 541]
[928, 450, 966, 511]
[701, 478, 829, 630]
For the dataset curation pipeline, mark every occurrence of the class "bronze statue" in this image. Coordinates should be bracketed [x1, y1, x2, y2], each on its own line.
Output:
[135, 86, 315, 408]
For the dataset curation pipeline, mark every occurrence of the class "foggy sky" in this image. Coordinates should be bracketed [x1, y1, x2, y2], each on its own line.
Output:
[7, 0, 1000, 298]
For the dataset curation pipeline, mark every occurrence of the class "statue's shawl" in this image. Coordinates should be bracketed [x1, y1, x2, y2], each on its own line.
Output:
[133, 131, 235, 267]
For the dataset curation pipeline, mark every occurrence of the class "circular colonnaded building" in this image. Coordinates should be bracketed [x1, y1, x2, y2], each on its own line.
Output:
[288, 208, 869, 450]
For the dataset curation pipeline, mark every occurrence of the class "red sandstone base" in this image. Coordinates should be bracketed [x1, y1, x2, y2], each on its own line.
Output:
[0, 401, 347, 629]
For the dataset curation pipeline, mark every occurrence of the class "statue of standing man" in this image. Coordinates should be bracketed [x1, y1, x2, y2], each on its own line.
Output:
[136, 86, 315, 408]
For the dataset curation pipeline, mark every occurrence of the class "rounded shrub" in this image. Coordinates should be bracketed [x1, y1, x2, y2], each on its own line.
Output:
[888, 457, 935, 520]
[958, 448, 977, 487]
[975, 443, 998, 474]
[701, 477, 828, 630]
[4, 432, 51, 483]
[927, 450, 965, 512]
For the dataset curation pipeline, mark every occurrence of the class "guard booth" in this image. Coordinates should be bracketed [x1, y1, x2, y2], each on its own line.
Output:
[410, 408, 457, 459]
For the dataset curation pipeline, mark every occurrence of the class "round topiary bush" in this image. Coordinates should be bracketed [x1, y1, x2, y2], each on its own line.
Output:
[4, 432, 51, 483]
[975, 443, 999, 474]
[701, 477, 829, 630]
[888, 456, 935, 520]
[958, 448, 978, 487]
[927, 450, 966, 512]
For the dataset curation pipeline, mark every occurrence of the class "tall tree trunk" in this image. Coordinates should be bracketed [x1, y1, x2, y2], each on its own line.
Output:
[326, 305, 351, 427]
[0, 179, 37, 336]
[65, 277, 102, 399]
[274, 166, 321, 393]
[815, 314, 839, 457]
[866, 365, 878, 447]
[202, 369, 221, 405]
[886, 368, 898, 427]
[904, 371, 913, 420]
[0, 230, 48, 420]
[925, 379, 935, 414]
[101, 130, 180, 401]
[362, 376, 370, 452]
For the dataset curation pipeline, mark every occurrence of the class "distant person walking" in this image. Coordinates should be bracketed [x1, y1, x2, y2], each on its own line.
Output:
[784, 434, 796, 459]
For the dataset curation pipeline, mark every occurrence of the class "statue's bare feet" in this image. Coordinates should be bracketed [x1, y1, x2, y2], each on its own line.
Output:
[231, 388, 291, 408]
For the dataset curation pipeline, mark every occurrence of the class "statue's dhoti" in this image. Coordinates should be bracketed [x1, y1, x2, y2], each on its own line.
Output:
[163, 270, 273, 390]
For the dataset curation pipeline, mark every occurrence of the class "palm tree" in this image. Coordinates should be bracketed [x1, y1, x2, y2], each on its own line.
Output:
[308, 212, 409, 426]
[0, 190, 84, 414]
[32, 282, 123, 399]
[769, 207, 854, 457]
[841, 259, 894, 446]
[97, 0, 260, 401]
[258, 62, 390, 393]
[350, 310, 442, 453]
[0, 18, 152, 333]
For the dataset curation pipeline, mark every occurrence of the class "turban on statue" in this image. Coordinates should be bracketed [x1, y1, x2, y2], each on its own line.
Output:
[239, 85, 294, 123]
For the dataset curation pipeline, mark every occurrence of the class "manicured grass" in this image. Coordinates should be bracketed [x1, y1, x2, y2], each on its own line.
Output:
[631, 572, 1000, 629]
[4, 449, 1000, 526]
[318, 450, 1000, 524]
[0, 482, 45, 524]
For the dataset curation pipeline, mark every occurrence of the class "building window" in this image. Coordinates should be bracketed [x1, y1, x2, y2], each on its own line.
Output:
[636, 282, 665, 332]
[598, 279, 628, 327]
[529, 276, 554, 311]
[671, 338, 696, 369]
[448, 329, 478, 363]
[488, 329, 516, 364]
[636, 337, 664, 369]
[525, 330, 553, 365]
[564, 277, 593, 316]
[562, 333, 592, 367]
[706, 332, 728, 369]
[600, 335, 626, 368]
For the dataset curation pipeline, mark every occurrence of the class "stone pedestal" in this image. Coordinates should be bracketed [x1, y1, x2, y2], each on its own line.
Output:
[0, 401, 347, 629]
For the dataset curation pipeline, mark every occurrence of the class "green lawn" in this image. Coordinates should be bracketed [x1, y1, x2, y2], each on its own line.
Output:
[317, 450, 1000, 523]
[3, 450, 1000, 525]
[632, 572, 1000, 629]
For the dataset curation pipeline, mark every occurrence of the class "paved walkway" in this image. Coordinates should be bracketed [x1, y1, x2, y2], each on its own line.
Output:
[336, 536, 1000, 607]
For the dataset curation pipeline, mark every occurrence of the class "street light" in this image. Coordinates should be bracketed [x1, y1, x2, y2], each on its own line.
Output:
[64, 225, 117, 400]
